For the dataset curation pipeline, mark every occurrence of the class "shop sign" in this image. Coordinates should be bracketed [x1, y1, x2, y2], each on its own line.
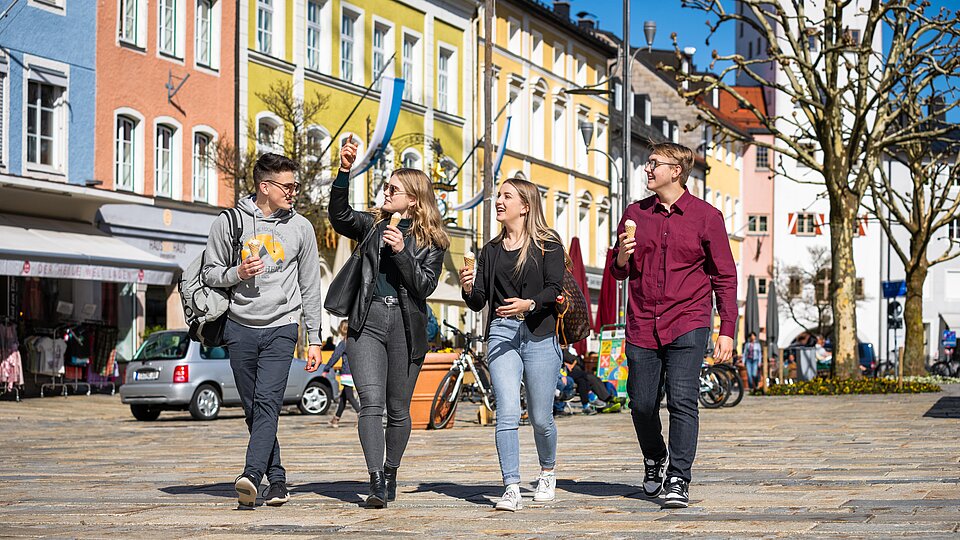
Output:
[1, 259, 173, 285]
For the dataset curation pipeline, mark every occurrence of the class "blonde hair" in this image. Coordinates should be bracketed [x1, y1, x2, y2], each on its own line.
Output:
[374, 168, 450, 250]
[649, 142, 695, 185]
[494, 177, 565, 277]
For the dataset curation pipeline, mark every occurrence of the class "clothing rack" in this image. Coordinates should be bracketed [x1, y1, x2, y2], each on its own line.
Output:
[0, 317, 23, 402]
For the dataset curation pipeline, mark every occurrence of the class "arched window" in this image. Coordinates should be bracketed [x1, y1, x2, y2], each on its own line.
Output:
[115, 115, 138, 191]
[192, 129, 217, 203]
[401, 148, 421, 170]
[257, 114, 283, 154]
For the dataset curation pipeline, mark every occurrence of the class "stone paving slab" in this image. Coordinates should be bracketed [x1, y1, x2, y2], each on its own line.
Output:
[0, 385, 958, 538]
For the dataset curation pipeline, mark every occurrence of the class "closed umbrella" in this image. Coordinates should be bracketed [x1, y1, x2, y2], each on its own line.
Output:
[595, 248, 619, 332]
[767, 280, 781, 381]
[568, 238, 592, 356]
[744, 276, 760, 339]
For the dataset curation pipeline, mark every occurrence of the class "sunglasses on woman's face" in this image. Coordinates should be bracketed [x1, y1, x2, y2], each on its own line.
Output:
[385, 184, 406, 196]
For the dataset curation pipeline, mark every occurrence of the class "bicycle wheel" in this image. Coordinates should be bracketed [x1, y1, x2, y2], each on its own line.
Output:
[930, 361, 953, 378]
[875, 361, 896, 378]
[716, 365, 744, 407]
[474, 361, 496, 411]
[698, 367, 727, 409]
[428, 369, 461, 430]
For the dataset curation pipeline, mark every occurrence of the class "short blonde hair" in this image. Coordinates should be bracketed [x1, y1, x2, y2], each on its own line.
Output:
[649, 142, 695, 185]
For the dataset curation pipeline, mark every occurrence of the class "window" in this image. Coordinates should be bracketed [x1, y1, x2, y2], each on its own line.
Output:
[747, 215, 768, 234]
[847, 28, 861, 45]
[748, 41, 752, 58]
[796, 213, 817, 235]
[257, 116, 282, 154]
[507, 18, 521, 55]
[437, 48, 453, 113]
[155, 125, 175, 197]
[531, 31, 543, 65]
[257, 0, 273, 55]
[788, 276, 802, 298]
[530, 94, 544, 159]
[0, 67, 6, 168]
[553, 99, 566, 166]
[402, 33, 419, 101]
[340, 10, 357, 83]
[193, 132, 214, 202]
[372, 23, 389, 90]
[814, 268, 831, 304]
[115, 116, 137, 191]
[195, 0, 213, 67]
[808, 33, 819, 52]
[555, 193, 570, 238]
[756, 146, 769, 170]
[158, 0, 178, 56]
[401, 149, 420, 169]
[306, 0, 325, 71]
[949, 218, 960, 240]
[119, 0, 145, 46]
[306, 126, 329, 156]
[575, 111, 588, 173]
[856, 278, 865, 300]
[757, 278, 768, 295]
[578, 197, 591, 261]
[594, 121, 607, 178]
[552, 42, 565, 77]
[507, 80, 523, 151]
[26, 80, 65, 169]
[576, 54, 586, 86]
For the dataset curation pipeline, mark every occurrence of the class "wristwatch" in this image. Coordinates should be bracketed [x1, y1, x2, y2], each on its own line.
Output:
[527, 300, 536, 313]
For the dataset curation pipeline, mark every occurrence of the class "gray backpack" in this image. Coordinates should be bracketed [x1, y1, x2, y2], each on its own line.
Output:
[179, 209, 243, 346]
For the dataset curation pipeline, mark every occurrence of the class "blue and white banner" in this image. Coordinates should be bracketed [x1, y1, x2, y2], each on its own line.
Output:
[452, 116, 512, 212]
[349, 77, 405, 178]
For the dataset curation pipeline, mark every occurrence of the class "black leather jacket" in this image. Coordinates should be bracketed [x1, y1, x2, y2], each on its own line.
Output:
[328, 183, 445, 361]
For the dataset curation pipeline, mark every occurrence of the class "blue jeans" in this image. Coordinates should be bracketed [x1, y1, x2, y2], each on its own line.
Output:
[625, 327, 709, 484]
[745, 357, 760, 389]
[487, 317, 562, 486]
[555, 376, 575, 413]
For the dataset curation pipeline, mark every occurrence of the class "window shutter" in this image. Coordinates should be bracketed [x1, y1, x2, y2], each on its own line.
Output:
[815, 213, 825, 235]
[788, 212, 797, 235]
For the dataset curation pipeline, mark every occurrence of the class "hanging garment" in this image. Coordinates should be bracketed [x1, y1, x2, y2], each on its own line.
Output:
[0, 324, 23, 391]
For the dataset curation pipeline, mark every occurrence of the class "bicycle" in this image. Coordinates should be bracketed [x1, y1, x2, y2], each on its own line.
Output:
[709, 362, 744, 407]
[929, 358, 960, 378]
[428, 322, 496, 429]
[698, 364, 730, 408]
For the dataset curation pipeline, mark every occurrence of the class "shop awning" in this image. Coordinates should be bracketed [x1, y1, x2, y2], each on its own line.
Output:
[940, 313, 960, 331]
[0, 214, 179, 285]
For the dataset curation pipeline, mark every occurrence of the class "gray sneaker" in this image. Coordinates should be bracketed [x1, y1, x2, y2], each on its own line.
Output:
[642, 457, 667, 497]
[495, 484, 523, 511]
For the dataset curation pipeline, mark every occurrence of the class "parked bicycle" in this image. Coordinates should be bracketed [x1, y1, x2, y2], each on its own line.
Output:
[698, 364, 730, 408]
[428, 322, 496, 429]
[930, 357, 960, 378]
[709, 362, 744, 407]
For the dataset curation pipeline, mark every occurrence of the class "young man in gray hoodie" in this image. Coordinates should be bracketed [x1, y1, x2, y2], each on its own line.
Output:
[202, 153, 323, 509]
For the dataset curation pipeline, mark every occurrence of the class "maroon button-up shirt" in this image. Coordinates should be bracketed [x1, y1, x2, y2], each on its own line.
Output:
[610, 190, 738, 349]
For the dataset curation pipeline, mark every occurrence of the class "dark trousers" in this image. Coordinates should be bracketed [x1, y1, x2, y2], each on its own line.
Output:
[347, 300, 423, 473]
[334, 386, 361, 417]
[225, 318, 298, 485]
[625, 327, 709, 484]
[568, 365, 612, 405]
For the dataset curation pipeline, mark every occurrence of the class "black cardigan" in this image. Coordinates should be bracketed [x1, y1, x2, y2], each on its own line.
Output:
[463, 238, 565, 338]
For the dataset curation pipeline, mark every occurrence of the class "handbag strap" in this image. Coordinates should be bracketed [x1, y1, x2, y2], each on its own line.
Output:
[354, 219, 381, 253]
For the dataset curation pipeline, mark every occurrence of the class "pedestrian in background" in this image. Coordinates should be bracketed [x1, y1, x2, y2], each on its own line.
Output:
[309, 141, 448, 509]
[323, 320, 360, 428]
[459, 177, 565, 512]
[202, 153, 324, 509]
[611, 142, 737, 509]
[742, 332, 762, 390]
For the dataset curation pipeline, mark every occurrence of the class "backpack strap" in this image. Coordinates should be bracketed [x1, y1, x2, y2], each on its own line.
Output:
[222, 208, 244, 266]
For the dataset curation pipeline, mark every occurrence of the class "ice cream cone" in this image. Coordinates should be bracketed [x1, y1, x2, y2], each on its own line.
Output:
[624, 219, 637, 239]
[246, 238, 262, 258]
[388, 212, 402, 228]
[463, 251, 475, 271]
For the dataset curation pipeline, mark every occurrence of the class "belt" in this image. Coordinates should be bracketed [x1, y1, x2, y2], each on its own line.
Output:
[372, 295, 399, 306]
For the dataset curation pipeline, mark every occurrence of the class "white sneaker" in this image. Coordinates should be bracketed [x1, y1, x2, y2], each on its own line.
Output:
[533, 470, 556, 502]
[495, 484, 523, 511]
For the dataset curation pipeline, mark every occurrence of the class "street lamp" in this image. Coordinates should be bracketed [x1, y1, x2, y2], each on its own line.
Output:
[579, 120, 621, 184]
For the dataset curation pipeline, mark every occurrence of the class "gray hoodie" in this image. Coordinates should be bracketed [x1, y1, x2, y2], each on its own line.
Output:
[202, 196, 323, 345]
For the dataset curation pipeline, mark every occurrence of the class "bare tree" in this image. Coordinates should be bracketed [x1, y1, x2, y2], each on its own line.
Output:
[777, 246, 834, 338]
[213, 81, 338, 244]
[665, 0, 960, 377]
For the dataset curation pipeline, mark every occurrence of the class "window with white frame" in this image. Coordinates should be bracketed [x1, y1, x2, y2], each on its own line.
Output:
[437, 47, 455, 113]
[747, 214, 768, 234]
[555, 192, 570, 239]
[306, 0, 325, 71]
[372, 22, 389, 90]
[257, 116, 282, 154]
[402, 32, 420, 102]
[257, 0, 273, 55]
[755, 145, 770, 170]
[115, 115, 137, 191]
[552, 42, 565, 77]
[306, 126, 329, 157]
[530, 90, 545, 159]
[26, 79, 65, 170]
[193, 132, 214, 202]
[401, 149, 421, 169]
[575, 111, 588, 173]
[0, 66, 6, 168]
[155, 125, 176, 197]
[195, 0, 214, 68]
[553, 98, 566, 167]
[531, 30, 543, 65]
[796, 212, 817, 235]
[597, 199, 610, 263]
[948, 218, 960, 240]
[724, 196, 733, 232]
[576, 54, 586, 85]
[594, 120, 607, 178]
[158, 0, 179, 56]
[340, 10, 358, 83]
[507, 18, 521, 55]
[507, 80, 523, 151]
[578, 195, 591, 262]
[757, 277, 768, 295]
[119, 0, 147, 47]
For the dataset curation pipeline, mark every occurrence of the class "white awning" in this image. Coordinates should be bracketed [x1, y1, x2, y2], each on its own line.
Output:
[0, 214, 178, 285]
[940, 313, 960, 331]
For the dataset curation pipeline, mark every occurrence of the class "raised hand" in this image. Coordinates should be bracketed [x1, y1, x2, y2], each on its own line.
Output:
[340, 138, 359, 171]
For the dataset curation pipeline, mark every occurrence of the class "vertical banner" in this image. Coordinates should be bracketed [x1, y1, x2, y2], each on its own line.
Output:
[348, 77, 406, 178]
[597, 324, 628, 397]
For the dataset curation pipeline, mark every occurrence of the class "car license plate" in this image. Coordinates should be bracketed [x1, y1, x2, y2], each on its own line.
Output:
[135, 370, 159, 381]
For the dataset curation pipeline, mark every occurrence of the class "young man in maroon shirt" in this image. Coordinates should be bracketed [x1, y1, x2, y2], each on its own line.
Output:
[610, 142, 737, 508]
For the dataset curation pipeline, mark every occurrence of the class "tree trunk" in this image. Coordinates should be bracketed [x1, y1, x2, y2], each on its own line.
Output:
[903, 260, 928, 377]
[830, 197, 860, 379]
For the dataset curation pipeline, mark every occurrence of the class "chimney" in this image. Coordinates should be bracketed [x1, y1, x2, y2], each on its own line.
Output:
[553, 1, 571, 20]
[928, 94, 946, 123]
[576, 12, 597, 31]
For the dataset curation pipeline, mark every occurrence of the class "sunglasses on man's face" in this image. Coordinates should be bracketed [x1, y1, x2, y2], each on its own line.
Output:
[266, 180, 301, 195]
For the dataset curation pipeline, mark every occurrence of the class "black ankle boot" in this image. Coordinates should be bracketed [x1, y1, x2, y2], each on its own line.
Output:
[383, 465, 398, 502]
[366, 471, 387, 508]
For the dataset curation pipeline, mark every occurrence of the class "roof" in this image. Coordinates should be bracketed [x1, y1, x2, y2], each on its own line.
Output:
[717, 86, 770, 133]
[507, 0, 618, 56]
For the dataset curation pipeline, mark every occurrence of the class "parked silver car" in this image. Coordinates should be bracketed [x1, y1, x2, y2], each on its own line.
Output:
[120, 330, 338, 421]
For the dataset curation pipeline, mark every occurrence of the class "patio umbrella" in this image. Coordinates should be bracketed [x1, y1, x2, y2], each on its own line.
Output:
[595, 248, 619, 333]
[568, 237, 592, 356]
[767, 280, 781, 378]
[744, 276, 760, 340]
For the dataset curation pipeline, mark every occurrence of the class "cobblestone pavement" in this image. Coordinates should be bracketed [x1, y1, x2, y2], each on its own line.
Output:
[0, 385, 958, 539]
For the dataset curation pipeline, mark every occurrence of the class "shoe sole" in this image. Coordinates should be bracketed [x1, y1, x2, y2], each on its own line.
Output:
[532, 494, 555, 502]
[366, 496, 386, 509]
[495, 502, 522, 511]
[663, 498, 689, 508]
[265, 494, 289, 507]
[235, 477, 257, 509]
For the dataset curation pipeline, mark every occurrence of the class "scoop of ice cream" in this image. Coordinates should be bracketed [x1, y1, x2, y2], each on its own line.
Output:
[624, 219, 637, 236]
[388, 212, 402, 228]
[463, 251, 475, 270]
[246, 238, 262, 256]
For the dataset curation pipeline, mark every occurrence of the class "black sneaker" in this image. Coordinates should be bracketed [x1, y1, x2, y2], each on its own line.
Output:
[642, 457, 667, 496]
[264, 481, 290, 506]
[662, 477, 689, 508]
[235, 474, 258, 510]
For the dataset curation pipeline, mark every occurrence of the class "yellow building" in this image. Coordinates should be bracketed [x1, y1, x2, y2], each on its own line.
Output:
[239, 0, 476, 339]
[474, 0, 617, 280]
